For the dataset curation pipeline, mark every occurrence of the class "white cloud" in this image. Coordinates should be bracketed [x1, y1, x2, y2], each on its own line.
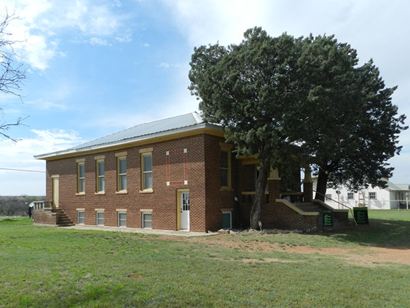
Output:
[158, 62, 182, 69]
[24, 81, 74, 111]
[89, 37, 110, 46]
[25, 99, 67, 111]
[2, 0, 131, 70]
[0, 129, 82, 195]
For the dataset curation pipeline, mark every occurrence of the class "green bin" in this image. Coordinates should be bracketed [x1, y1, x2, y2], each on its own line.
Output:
[322, 212, 333, 227]
[353, 207, 369, 224]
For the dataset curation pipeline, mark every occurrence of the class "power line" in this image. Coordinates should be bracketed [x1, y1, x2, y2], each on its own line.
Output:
[0, 167, 45, 173]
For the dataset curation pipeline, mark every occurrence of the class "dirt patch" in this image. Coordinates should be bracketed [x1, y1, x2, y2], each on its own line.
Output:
[283, 245, 410, 267]
[156, 234, 410, 267]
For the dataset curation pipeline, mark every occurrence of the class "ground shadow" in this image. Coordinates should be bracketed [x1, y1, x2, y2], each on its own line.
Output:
[324, 218, 410, 249]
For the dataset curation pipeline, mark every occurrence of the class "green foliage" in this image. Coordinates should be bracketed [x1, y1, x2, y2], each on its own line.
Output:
[189, 27, 407, 202]
[190, 28, 302, 161]
[0, 195, 43, 216]
[292, 35, 407, 191]
[189, 28, 305, 228]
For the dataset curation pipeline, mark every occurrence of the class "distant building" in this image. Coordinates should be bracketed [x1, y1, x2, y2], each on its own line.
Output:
[315, 179, 410, 210]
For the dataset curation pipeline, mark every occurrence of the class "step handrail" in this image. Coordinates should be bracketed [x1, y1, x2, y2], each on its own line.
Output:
[313, 189, 358, 225]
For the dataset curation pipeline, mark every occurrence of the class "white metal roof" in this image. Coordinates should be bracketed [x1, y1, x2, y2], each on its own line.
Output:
[35, 112, 221, 159]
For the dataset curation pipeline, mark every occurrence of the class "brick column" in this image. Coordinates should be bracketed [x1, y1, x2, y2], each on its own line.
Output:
[268, 168, 281, 205]
[303, 166, 313, 202]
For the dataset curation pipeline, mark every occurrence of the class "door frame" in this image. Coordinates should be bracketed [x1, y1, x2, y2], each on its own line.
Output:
[51, 175, 60, 208]
[176, 189, 190, 231]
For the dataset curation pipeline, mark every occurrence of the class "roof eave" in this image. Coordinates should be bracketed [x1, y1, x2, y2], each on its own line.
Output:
[34, 123, 223, 160]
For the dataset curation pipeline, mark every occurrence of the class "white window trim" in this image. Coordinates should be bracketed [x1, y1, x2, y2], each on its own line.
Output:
[141, 152, 153, 192]
[95, 158, 105, 193]
[117, 211, 127, 228]
[141, 210, 153, 229]
[117, 156, 127, 193]
[95, 210, 105, 226]
[76, 209, 85, 225]
[77, 161, 85, 194]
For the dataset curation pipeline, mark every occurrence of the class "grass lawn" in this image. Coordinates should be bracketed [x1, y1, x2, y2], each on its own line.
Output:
[1, 211, 410, 307]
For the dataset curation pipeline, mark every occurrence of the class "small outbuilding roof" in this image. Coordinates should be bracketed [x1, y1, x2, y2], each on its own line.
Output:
[387, 181, 410, 191]
[35, 112, 221, 160]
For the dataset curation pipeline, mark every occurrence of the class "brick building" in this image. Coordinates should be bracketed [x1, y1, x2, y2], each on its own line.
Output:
[34, 112, 348, 232]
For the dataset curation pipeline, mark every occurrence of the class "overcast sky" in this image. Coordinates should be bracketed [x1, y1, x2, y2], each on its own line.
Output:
[0, 0, 409, 195]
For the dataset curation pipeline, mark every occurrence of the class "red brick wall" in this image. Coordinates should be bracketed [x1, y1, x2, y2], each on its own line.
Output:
[262, 202, 318, 231]
[46, 135, 207, 231]
[204, 135, 235, 231]
[33, 210, 56, 225]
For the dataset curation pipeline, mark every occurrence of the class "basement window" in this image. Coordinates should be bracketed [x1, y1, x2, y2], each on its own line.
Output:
[118, 212, 127, 227]
[77, 211, 85, 224]
[141, 212, 152, 229]
[96, 212, 104, 226]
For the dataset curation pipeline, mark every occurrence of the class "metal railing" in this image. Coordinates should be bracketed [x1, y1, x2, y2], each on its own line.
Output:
[33, 201, 54, 210]
[313, 190, 352, 210]
[313, 189, 357, 225]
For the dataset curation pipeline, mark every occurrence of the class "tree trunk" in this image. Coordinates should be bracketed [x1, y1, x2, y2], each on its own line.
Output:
[315, 168, 328, 201]
[250, 157, 270, 230]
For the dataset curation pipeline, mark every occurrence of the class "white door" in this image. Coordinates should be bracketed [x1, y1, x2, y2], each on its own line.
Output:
[180, 191, 190, 231]
[52, 176, 59, 208]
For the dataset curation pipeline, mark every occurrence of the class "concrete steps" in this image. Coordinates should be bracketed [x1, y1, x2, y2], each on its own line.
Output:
[53, 208, 74, 227]
[293, 202, 323, 212]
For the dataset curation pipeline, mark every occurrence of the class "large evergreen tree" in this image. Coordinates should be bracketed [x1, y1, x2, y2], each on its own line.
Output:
[189, 28, 406, 228]
[292, 35, 407, 199]
[189, 28, 303, 229]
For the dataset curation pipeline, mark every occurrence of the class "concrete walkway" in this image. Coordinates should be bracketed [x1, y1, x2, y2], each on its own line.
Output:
[36, 223, 216, 237]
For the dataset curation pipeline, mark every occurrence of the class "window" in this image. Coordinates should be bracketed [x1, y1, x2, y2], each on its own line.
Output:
[141, 152, 153, 191]
[96, 212, 104, 225]
[117, 156, 127, 192]
[369, 192, 376, 200]
[118, 212, 127, 227]
[77, 162, 85, 193]
[325, 194, 332, 201]
[142, 212, 152, 228]
[77, 211, 85, 224]
[347, 192, 354, 200]
[220, 150, 231, 188]
[96, 159, 105, 193]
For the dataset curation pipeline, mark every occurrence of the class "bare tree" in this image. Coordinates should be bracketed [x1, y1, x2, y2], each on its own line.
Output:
[0, 12, 25, 141]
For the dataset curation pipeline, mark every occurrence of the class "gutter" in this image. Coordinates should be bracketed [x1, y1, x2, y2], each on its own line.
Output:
[34, 123, 223, 160]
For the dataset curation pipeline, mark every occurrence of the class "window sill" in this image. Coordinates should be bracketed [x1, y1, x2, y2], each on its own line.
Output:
[94, 192, 105, 195]
[116, 190, 128, 195]
[76, 192, 86, 196]
[220, 187, 232, 192]
[139, 189, 154, 194]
